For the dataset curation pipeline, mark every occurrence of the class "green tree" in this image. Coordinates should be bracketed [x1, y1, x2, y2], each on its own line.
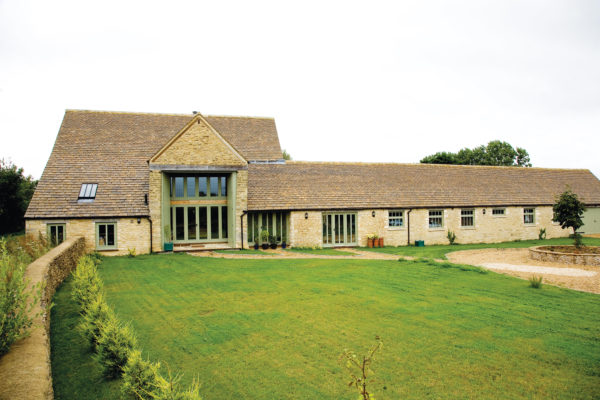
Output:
[282, 149, 292, 160]
[552, 189, 587, 247]
[421, 141, 532, 167]
[0, 159, 37, 235]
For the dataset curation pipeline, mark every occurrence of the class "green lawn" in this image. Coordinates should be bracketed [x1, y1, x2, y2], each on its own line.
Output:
[214, 249, 272, 255]
[361, 237, 600, 259]
[51, 254, 600, 399]
[286, 247, 356, 256]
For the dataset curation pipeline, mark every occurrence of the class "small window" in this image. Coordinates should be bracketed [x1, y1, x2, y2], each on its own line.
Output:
[524, 208, 535, 225]
[389, 210, 404, 227]
[210, 177, 219, 196]
[78, 183, 98, 200]
[429, 210, 443, 228]
[96, 222, 117, 250]
[492, 208, 505, 216]
[461, 209, 474, 227]
[220, 176, 227, 196]
[47, 223, 66, 246]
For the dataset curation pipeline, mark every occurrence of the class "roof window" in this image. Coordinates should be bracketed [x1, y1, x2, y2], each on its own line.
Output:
[78, 183, 98, 201]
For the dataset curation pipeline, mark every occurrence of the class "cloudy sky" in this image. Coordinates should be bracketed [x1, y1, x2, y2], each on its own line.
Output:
[1, 0, 599, 180]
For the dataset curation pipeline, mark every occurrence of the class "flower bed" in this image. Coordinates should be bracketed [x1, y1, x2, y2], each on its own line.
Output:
[529, 245, 600, 266]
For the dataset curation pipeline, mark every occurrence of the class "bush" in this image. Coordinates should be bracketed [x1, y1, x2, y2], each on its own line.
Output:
[447, 230, 457, 245]
[0, 238, 41, 356]
[95, 314, 138, 379]
[72, 256, 103, 312]
[122, 349, 162, 400]
[529, 275, 543, 289]
[154, 370, 202, 400]
[77, 294, 114, 351]
[538, 228, 547, 240]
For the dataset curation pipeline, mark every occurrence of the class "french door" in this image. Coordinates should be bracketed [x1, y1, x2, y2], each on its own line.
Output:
[322, 213, 357, 247]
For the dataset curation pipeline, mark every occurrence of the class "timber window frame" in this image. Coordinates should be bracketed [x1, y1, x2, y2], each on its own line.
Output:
[96, 222, 117, 250]
[492, 208, 506, 217]
[428, 209, 444, 229]
[78, 183, 98, 202]
[388, 210, 404, 228]
[460, 209, 475, 227]
[47, 223, 66, 246]
[248, 212, 288, 244]
[523, 208, 535, 225]
[170, 174, 228, 200]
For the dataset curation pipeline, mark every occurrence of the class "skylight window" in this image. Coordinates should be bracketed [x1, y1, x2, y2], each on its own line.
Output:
[78, 183, 98, 200]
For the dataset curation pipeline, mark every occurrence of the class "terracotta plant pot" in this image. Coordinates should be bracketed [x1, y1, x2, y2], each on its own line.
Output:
[367, 238, 374, 248]
[379, 237, 384, 247]
[373, 239, 379, 248]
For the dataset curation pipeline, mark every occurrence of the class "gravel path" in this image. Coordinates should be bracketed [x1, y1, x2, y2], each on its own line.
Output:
[448, 248, 600, 294]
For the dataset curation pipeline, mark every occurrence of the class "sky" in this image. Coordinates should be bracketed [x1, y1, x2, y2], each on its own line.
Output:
[1, 0, 599, 180]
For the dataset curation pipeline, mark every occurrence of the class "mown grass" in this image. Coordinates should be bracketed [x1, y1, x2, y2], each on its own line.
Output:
[286, 247, 356, 256]
[51, 254, 600, 399]
[213, 249, 272, 255]
[360, 237, 600, 259]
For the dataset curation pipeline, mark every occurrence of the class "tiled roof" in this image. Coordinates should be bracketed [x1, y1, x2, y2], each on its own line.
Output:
[247, 162, 600, 211]
[26, 110, 282, 218]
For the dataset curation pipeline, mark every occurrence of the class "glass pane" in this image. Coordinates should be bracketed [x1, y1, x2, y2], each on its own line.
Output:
[340, 215, 345, 243]
[282, 214, 287, 242]
[90, 184, 97, 198]
[327, 215, 332, 244]
[50, 225, 57, 245]
[221, 206, 228, 239]
[187, 177, 195, 197]
[221, 176, 227, 196]
[107, 224, 115, 246]
[99, 224, 106, 246]
[323, 215, 327, 244]
[174, 177, 184, 198]
[79, 185, 87, 197]
[175, 207, 185, 240]
[211, 206, 219, 239]
[199, 207, 207, 239]
[210, 177, 218, 196]
[188, 207, 197, 240]
[84, 184, 93, 197]
[198, 177, 207, 197]
[248, 214, 254, 242]
[57, 225, 64, 243]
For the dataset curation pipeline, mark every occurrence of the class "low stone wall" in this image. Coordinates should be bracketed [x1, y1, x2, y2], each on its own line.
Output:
[529, 245, 600, 267]
[0, 236, 86, 400]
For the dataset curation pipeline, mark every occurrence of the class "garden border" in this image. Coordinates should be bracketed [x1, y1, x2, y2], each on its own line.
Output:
[529, 245, 600, 267]
[0, 236, 85, 400]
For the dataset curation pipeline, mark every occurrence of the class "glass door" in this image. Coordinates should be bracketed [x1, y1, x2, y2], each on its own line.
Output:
[322, 213, 356, 247]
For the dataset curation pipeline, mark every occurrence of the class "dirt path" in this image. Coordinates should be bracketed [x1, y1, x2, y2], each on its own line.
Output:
[190, 248, 399, 260]
[447, 248, 600, 294]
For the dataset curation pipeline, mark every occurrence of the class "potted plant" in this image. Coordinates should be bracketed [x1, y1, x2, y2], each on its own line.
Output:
[269, 234, 278, 249]
[373, 234, 379, 248]
[379, 237, 384, 247]
[260, 229, 270, 250]
[253, 241, 259, 250]
[278, 236, 287, 249]
[163, 225, 173, 252]
[281, 241, 287, 249]
[367, 234, 374, 248]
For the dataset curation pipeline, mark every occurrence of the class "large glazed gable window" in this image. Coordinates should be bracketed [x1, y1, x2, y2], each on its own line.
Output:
[78, 183, 98, 201]
[523, 208, 535, 225]
[96, 222, 117, 250]
[429, 210, 443, 228]
[170, 175, 227, 199]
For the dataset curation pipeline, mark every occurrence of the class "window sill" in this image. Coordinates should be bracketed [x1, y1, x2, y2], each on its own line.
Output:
[96, 248, 118, 252]
[428, 227, 445, 231]
[460, 226, 476, 230]
[386, 227, 406, 231]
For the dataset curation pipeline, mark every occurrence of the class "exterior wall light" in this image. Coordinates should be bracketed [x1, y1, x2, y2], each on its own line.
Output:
[137, 218, 141, 224]
[483, 209, 486, 215]
[305, 212, 308, 219]
[372, 211, 376, 217]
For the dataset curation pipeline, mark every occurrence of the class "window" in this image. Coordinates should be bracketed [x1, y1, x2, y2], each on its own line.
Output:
[170, 174, 228, 199]
[47, 224, 66, 246]
[524, 208, 535, 225]
[248, 212, 288, 243]
[461, 209, 474, 227]
[388, 210, 404, 227]
[96, 222, 117, 250]
[429, 210, 443, 228]
[78, 183, 98, 201]
[492, 208, 505, 216]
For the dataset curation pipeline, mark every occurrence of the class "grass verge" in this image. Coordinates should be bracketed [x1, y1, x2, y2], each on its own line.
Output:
[286, 247, 355, 256]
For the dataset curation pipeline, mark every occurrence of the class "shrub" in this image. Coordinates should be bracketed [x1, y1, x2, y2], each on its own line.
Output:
[447, 230, 457, 245]
[154, 370, 202, 400]
[77, 294, 114, 351]
[529, 275, 543, 289]
[122, 349, 162, 400]
[339, 336, 383, 400]
[128, 248, 137, 258]
[0, 238, 41, 356]
[71, 256, 103, 312]
[538, 228, 546, 240]
[95, 314, 138, 378]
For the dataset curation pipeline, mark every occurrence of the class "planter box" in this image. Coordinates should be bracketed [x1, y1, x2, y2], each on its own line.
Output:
[164, 242, 174, 251]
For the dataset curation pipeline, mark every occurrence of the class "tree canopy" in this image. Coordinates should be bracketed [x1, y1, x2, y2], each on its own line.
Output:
[420, 140, 531, 167]
[0, 159, 37, 235]
[552, 189, 586, 235]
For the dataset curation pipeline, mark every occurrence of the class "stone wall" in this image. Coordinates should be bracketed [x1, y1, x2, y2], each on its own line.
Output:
[26, 218, 151, 256]
[0, 236, 86, 400]
[287, 205, 569, 248]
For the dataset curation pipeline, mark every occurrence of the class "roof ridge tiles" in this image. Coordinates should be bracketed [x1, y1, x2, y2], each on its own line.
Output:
[65, 109, 275, 120]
